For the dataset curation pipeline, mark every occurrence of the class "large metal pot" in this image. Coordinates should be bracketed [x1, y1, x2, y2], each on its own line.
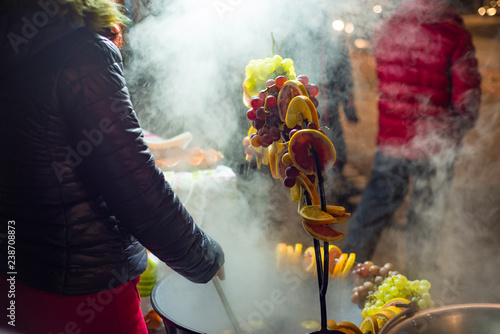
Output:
[379, 303, 500, 334]
[151, 271, 363, 334]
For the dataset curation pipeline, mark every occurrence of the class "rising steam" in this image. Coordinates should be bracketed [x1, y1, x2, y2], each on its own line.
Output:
[123, 0, 500, 329]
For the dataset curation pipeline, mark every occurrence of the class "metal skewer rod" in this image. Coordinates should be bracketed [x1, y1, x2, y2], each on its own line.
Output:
[212, 277, 243, 334]
[312, 148, 330, 332]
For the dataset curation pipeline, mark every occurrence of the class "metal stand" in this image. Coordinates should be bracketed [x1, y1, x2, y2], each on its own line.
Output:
[306, 149, 342, 334]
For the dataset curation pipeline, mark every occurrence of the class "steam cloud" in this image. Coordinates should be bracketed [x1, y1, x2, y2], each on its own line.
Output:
[124, 0, 500, 329]
[124, 0, 354, 159]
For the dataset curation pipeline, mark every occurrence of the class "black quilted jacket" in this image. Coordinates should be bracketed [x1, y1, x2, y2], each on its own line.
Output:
[0, 12, 223, 295]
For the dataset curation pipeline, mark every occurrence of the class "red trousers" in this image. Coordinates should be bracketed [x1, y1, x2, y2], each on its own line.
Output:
[0, 274, 148, 334]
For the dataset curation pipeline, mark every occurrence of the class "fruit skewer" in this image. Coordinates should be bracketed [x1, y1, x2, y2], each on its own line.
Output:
[241, 56, 350, 333]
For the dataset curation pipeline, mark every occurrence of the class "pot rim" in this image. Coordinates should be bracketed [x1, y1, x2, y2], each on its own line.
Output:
[151, 277, 207, 334]
[379, 303, 500, 334]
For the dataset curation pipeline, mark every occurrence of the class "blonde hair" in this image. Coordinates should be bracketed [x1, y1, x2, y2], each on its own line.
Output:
[6, 0, 130, 34]
[63, 0, 130, 34]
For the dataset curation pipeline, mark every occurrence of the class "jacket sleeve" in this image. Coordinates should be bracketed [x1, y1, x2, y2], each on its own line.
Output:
[449, 26, 481, 132]
[57, 31, 224, 284]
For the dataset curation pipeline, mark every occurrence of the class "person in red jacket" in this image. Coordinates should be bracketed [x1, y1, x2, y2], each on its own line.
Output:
[0, 1, 224, 333]
[343, 0, 481, 279]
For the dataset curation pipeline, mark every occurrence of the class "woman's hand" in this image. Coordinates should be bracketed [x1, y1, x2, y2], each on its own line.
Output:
[215, 266, 225, 281]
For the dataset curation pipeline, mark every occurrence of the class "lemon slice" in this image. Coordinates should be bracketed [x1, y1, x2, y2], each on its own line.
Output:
[340, 253, 356, 279]
[285, 95, 319, 128]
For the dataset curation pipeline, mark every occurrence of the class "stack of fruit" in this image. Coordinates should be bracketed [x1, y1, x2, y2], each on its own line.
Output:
[242, 55, 348, 243]
[242, 56, 436, 334]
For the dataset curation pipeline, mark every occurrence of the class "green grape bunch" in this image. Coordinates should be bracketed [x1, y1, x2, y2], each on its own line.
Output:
[361, 274, 435, 318]
[243, 55, 296, 97]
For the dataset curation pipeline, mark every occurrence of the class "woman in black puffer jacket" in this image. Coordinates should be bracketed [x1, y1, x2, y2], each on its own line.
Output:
[0, 1, 224, 333]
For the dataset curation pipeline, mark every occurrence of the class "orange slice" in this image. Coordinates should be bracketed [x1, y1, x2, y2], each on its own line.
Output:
[373, 309, 396, 328]
[289, 129, 336, 175]
[299, 205, 335, 225]
[329, 244, 342, 258]
[328, 245, 343, 276]
[296, 172, 320, 205]
[336, 321, 362, 334]
[327, 319, 337, 330]
[326, 205, 346, 216]
[332, 252, 348, 277]
[340, 253, 356, 279]
[382, 298, 410, 309]
[384, 306, 403, 316]
[285, 95, 319, 128]
[303, 221, 345, 243]
[302, 246, 316, 273]
[359, 315, 379, 334]
[331, 214, 351, 224]
[277, 80, 309, 121]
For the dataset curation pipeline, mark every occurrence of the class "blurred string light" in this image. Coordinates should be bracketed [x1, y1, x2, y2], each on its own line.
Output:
[344, 22, 355, 34]
[354, 38, 369, 49]
[373, 5, 383, 14]
[332, 19, 344, 31]
[331, 20, 354, 34]
[487, 7, 497, 15]
[478, 1, 499, 16]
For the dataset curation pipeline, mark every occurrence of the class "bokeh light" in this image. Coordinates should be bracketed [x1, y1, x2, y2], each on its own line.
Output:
[354, 38, 369, 49]
[373, 5, 382, 14]
[332, 20, 345, 31]
[345, 22, 355, 34]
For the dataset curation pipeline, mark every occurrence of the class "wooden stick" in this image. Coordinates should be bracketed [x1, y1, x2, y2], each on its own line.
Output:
[212, 277, 243, 334]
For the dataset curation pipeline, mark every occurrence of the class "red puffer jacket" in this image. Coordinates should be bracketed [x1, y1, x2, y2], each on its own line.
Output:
[0, 12, 223, 294]
[373, 0, 481, 160]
